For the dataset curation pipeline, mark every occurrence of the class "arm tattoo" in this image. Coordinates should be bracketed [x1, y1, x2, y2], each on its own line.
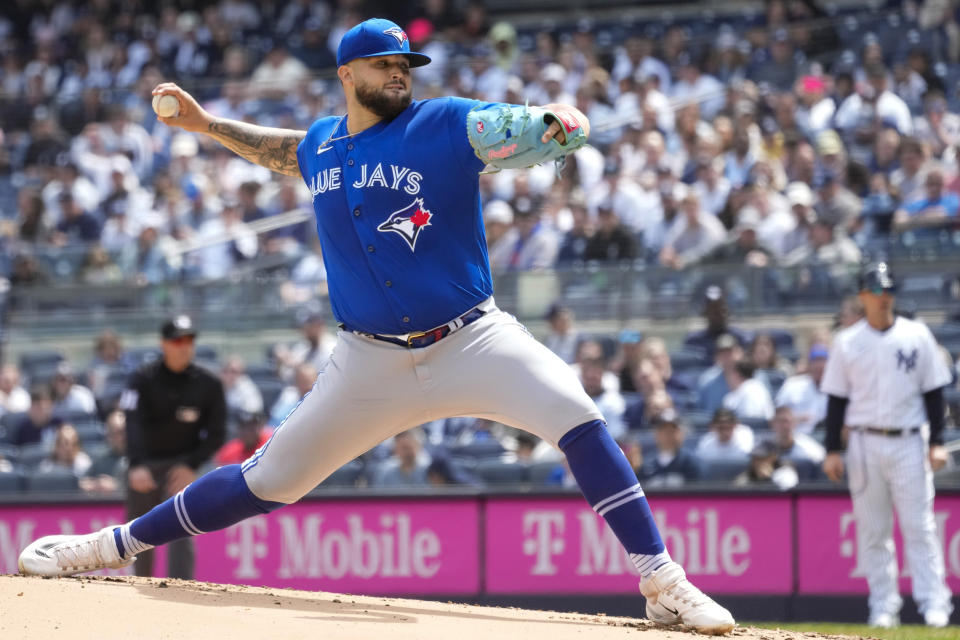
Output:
[206, 119, 306, 177]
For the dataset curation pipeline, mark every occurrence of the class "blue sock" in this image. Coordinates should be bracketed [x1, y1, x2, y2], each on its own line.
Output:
[559, 420, 669, 575]
[114, 464, 285, 557]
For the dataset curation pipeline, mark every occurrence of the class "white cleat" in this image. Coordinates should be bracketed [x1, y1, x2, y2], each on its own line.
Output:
[867, 612, 899, 629]
[640, 561, 736, 636]
[924, 610, 950, 628]
[18, 526, 134, 577]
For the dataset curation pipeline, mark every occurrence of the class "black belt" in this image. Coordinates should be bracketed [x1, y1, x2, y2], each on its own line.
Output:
[857, 426, 921, 437]
[341, 306, 486, 349]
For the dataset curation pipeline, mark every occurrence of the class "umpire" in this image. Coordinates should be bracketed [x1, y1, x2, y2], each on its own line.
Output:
[821, 263, 953, 628]
[120, 314, 226, 578]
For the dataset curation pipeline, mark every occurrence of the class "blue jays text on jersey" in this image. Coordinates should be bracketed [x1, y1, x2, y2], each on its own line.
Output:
[296, 97, 502, 335]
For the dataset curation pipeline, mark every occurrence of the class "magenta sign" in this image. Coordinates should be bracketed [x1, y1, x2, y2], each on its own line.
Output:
[0, 500, 479, 594]
[796, 494, 960, 594]
[484, 496, 792, 594]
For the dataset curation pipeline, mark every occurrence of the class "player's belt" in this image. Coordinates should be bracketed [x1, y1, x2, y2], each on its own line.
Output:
[342, 306, 487, 349]
[856, 426, 921, 437]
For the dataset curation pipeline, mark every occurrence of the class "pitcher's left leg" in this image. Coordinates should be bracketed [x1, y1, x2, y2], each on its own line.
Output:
[429, 310, 735, 635]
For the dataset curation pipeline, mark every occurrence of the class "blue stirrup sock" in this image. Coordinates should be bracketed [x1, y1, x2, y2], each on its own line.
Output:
[559, 419, 671, 578]
[113, 464, 285, 558]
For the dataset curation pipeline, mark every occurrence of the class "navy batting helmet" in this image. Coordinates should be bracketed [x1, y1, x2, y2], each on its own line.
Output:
[858, 261, 897, 293]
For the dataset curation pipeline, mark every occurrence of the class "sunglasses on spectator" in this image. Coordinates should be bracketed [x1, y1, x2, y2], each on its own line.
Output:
[863, 285, 895, 295]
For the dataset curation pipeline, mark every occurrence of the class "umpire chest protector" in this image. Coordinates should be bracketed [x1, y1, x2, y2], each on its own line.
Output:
[297, 97, 500, 335]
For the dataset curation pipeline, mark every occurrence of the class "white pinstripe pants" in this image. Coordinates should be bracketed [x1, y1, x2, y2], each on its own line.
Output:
[846, 429, 953, 617]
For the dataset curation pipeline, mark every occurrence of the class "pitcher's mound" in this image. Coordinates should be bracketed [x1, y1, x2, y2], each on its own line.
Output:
[0, 575, 859, 640]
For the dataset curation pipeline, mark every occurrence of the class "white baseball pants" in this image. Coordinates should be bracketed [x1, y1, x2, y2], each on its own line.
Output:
[846, 429, 953, 618]
[243, 298, 602, 503]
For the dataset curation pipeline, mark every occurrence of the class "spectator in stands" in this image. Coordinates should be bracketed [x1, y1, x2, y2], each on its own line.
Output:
[890, 137, 928, 203]
[836, 295, 865, 329]
[722, 359, 775, 422]
[748, 333, 794, 382]
[215, 410, 273, 466]
[270, 362, 318, 427]
[274, 312, 336, 380]
[370, 429, 431, 487]
[684, 286, 752, 359]
[779, 182, 817, 258]
[623, 358, 667, 430]
[426, 456, 477, 486]
[893, 167, 959, 234]
[695, 407, 755, 463]
[613, 329, 644, 393]
[640, 336, 695, 397]
[783, 215, 862, 273]
[584, 200, 637, 263]
[769, 405, 826, 467]
[50, 362, 97, 419]
[543, 303, 581, 365]
[658, 190, 727, 270]
[775, 344, 829, 434]
[488, 204, 559, 271]
[0, 364, 31, 414]
[705, 207, 774, 267]
[483, 199, 514, 253]
[579, 357, 626, 439]
[638, 409, 701, 487]
[697, 333, 743, 413]
[733, 439, 799, 490]
[80, 409, 126, 493]
[38, 423, 91, 477]
[913, 90, 960, 158]
[795, 74, 835, 139]
[86, 329, 126, 397]
[50, 191, 101, 246]
[813, 169, 861, 232]
[8, 385, 58, 447]
[220, 356, 264, 424]
[196, 198, 258, 280]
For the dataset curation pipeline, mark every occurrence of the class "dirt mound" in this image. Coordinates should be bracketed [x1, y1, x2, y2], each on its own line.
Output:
[0, 575, 863, 640]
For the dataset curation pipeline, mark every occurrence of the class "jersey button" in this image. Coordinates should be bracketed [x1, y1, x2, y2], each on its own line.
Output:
[353, 208, 360, 217]
[367, 245, 375, 253]
[403, 316, 410, 323]
[385, 280, 392, 287]
[347, 143, 354, 150]
[347, 159, 355, 166]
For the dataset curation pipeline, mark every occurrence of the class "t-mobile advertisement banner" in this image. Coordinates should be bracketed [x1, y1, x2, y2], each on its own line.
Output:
[484, 496, 793, 594]
[796, 494, 960, 594]
[0, 500, 479, 594]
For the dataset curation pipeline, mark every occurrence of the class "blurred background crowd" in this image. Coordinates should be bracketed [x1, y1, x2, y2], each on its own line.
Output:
[0, 0, 960, 494]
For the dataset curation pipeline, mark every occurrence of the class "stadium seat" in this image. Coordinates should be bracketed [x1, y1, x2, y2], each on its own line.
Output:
[740, 416, 770, 431]
[25, 468, 79, 492]
[475, 460, 528, 484]
[318, 460, 364, 488]
[19, 350, 65, 374]
[124, 347, 161, 366]
[0, 470, 24, 491]
[17, 442, 50, 468]
[527, 460, 562, 485]
[255, 379, 285, 412]
[700, 459, 748, 482]
[670, 348, 711, 370]
[195, 345, 218, 363]
[449, 440, 507, 460]
[73, 421, 105, 444]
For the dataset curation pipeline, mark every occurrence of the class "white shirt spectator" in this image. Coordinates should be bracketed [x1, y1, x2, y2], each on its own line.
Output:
[723, 378, 775, 420]
[775, 374, 827, 434]
[834, 90, 914, 136]
[780, 432, 826, 465]
[695, 423, 755, 462]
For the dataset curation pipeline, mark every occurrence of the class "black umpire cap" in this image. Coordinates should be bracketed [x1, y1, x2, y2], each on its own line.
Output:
[858, 262, 897, 293]
[161, 314, 198, 339]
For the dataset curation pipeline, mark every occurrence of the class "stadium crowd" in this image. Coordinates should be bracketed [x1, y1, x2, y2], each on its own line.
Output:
[1, 0, 960, 493]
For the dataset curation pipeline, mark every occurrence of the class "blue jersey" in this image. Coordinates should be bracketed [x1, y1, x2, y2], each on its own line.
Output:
[296, 97, 501, 334]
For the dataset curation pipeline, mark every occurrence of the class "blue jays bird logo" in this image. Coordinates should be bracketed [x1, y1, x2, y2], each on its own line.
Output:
[383, 27, 408, 46]
[896, 348, 918, 373]
[377, 198, 433, 251]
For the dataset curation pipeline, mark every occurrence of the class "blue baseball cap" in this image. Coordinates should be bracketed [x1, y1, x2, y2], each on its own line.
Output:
[337, 18, 431, 68]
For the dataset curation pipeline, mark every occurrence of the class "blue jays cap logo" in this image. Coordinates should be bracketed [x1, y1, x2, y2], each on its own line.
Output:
[384, 26, 407, 46]
[377, 198, 433, 251]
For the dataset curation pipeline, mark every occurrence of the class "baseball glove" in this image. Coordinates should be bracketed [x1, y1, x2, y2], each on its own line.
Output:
[466, 103, 588, 171]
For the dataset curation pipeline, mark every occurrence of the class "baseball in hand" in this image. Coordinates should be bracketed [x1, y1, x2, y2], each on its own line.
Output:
[152, 94, 180, 118]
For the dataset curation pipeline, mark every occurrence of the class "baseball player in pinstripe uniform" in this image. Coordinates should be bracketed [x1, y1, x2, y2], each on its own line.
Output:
[18, 19, 734, 634]
[821, 262, 953, 628]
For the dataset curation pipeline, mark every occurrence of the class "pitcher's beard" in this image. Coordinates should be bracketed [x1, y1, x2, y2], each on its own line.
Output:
[355, 82, 412, 120]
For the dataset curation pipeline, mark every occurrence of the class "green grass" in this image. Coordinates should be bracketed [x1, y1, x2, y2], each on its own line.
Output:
[748, 621, 958, 639]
